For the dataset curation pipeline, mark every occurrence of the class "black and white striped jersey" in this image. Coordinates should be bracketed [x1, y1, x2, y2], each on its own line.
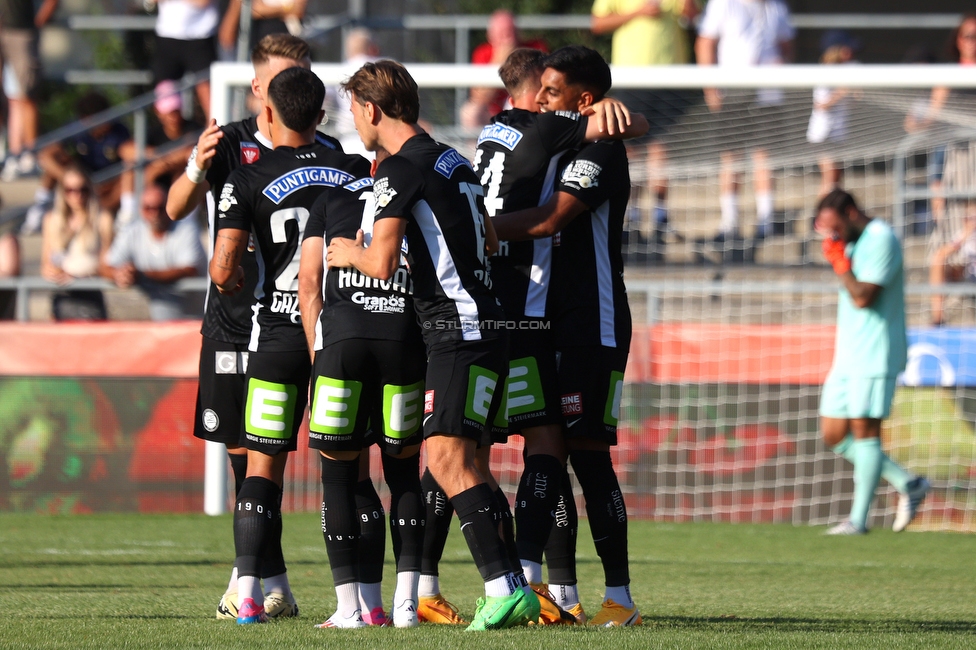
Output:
[472, 109, 587, 319]
[199, 116, 341, 344]
[303, 175, 421, 349]
[549, 139, 633, 350]
[372, 133, 505, 344]
[216, 142, 369, 352]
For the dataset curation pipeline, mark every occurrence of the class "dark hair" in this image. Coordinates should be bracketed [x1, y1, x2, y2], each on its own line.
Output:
[76, 91, 110, 118]
[499, 48, 545, 95]
[267, 67, 326, 133]
[542, 45, 612, 100]
[815, 188, 859, 218]
[252, 33, 311, 66]
[947, 12, 976, 62]
[341, 60, 419, 124]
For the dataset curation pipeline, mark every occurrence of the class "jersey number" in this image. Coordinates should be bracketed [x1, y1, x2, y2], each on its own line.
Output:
[269, 207, 309, 291]
[459, 182, 488, 267]
[473, 150, 506, 217]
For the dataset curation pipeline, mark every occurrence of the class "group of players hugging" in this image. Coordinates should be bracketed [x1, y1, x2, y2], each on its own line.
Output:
[167, 32, 650, 630]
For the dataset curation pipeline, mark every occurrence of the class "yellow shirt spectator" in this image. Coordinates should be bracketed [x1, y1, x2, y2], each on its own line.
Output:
[591, 0, 692, 65]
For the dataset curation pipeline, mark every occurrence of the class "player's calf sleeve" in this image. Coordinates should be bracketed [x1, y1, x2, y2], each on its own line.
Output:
[452, 483, 512, 582]
[260, 484, 287, 579]
[515, 454, 563, 564]
[545, 465, 578, 586]
[382, 453, 424, 573]
[420, 467, 453, 577]
[234, 476, 279, 578]
[569, 450, 629, 587]
[494, 487, 525, 586]
[835, 433, 912, 494]
[228, 452, 248, 498]
[354, 478, 386, 585]
[320, 455, 361, 586]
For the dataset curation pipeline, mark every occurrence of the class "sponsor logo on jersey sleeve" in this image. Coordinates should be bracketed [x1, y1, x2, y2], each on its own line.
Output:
[434, 149, 473, 178]
[476, 123, 524, 150]
[217, 183, 238, 214]
[372, 177, 398, 214]
[262, 167, 356, 204]
[560, 159, 602, 190]
[240, 142, 261, 164]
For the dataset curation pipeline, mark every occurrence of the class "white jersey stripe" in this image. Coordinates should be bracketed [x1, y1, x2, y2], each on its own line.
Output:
[248, 236, 267, 352]
[524, 152, 566, 317]
[412, 199, 483, 341]
[592, 201, 616, 347]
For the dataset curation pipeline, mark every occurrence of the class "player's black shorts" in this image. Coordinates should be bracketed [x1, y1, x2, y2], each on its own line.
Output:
[152, 36, 217, 85]
[193, 336, 248, 445]
[556, 345, 628, 445]
[424, 336, 508, 447]
[505, 326, 562, 434]
[308, 338, 426, 456]
[240, 349, 311, 455]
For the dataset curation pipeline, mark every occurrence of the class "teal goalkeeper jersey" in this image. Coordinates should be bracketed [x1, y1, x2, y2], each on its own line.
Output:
[831, 218, 908, 378]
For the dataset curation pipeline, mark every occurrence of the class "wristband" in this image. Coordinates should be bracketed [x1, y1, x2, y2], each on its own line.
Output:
[185, 160, 205, 184]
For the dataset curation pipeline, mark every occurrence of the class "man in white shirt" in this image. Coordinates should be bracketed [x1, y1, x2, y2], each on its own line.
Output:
[695, 0, 794, 244]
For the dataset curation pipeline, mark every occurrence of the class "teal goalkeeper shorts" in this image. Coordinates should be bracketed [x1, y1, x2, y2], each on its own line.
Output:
[819, 373, 898, 420]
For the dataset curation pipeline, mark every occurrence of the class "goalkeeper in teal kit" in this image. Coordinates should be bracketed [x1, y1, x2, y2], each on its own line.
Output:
[815, 189, 930, 535]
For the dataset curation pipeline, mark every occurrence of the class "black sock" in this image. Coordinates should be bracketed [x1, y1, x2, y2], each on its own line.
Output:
[234, 476, 279, 578]
[569, 450, 629, 587]
[355, 477, 385, 585]
[320, 455, 361, 586]
[260, 484, 286, 578]
[383, 453, 424, 573]
[452, 483, 512, 582]
[228, 453, 248, 497]
[494, 487, 524, 585]
[545, 465, 578, 585]
[420, 467, 453, 577]
[515, 454, 563, 565]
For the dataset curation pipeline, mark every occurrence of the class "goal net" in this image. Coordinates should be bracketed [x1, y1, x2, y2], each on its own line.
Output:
[209, 62, 976, 532]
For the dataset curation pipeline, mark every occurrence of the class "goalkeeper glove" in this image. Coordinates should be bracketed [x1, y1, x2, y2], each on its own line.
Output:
[822, 237, 851, 275]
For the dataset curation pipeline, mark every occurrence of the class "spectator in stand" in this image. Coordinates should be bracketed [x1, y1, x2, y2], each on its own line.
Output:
[0, 0, 58, 181]
[591, 0, 698, 256]
[905, 14, 976, 225]
[40, 166, 113, 320]
[695, 0, 794, 243]
[0, 195, 21, 319]
[30, 91, 130, 235]
[929, 214, 976, 326]
[460, 9, 546, 128]
[116, 81, 202, 225]
[101, 181, 205, 320]
[807, 31, 859, 200]
[218, 0, 306, 59]
[328, 27, 380, 158]
[154, 0, 219, 119]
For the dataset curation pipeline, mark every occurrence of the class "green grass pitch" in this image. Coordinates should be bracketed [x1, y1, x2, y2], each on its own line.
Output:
[1, 513, 974, 649]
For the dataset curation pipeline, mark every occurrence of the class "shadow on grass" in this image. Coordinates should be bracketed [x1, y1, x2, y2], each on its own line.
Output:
[644, 615, 976, 633]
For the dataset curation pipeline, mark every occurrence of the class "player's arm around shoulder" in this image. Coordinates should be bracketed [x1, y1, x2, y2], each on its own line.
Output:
[582, 99, 649, 140]
[167, 119, 224, 220]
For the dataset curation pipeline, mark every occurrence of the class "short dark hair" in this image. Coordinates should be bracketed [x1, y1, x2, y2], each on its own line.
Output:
[341, 60, 419, 124]
[76, 91, 110, 118]
[815, 188, 860, 217]
[542, 45, 612, 100]
[499, 48, 545, 95]
[252, 33, 311, 66]
[267, 67, 325, 133]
